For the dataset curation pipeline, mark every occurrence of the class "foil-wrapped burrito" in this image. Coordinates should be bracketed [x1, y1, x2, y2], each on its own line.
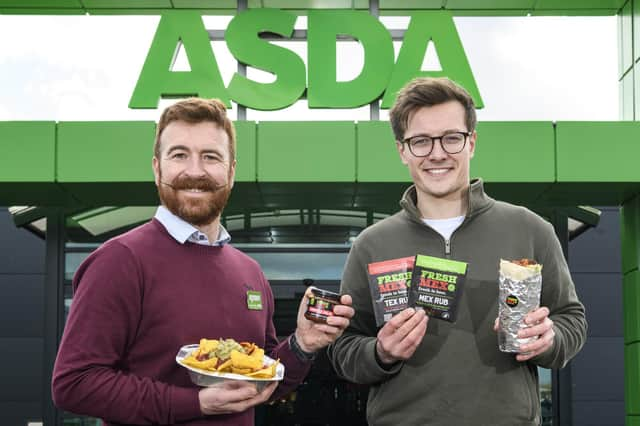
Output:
[498, 259, 542, 353]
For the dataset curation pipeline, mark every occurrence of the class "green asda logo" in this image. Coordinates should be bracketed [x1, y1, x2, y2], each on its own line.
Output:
[130, 9, 482, 111]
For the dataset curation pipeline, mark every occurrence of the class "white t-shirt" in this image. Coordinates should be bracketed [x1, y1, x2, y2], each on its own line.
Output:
[422, 215, 465, 240]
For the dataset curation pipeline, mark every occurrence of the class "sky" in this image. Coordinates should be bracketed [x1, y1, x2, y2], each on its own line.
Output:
[0, 13, 619, 122]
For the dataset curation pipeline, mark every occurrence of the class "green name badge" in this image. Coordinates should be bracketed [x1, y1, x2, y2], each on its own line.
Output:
[247, 290, 263, 310]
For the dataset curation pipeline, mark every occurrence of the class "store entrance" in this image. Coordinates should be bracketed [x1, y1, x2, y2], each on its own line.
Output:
[259, 282, 369, 426]
[235, 247, 368, 426]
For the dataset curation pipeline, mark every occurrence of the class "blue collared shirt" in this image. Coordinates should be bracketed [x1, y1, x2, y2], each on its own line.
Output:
[154, 205, 231, 246]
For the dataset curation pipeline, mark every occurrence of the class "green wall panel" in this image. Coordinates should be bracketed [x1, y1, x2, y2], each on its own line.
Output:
[248, 0, 368, 8]
[257, 122, 355, 182]
[82, 0, 171, 7]
[356, 121, 409, 182]
[234, 121, 256, 182]
[536, 0, 625, 10]
[379, 0, 444, 8]
[531, 9, 618, 16]
[0, 0, 80, 6]
[446, 0, 533, 9]
[471, 122, 554, 182]
[3, 119, 640, 207]
[86, 8, 188, 15]
[0, 0, 627, 13]
[0, 8, 84, 14]
[628, 415, 640, 426]
[622, 196, 640, 275]
[172, 0, 236, 8]
[626, 342, 640, 415]
[556, 121, 640, 182]
[624, 270, 640, 344]
[0, 122, 55, 182]
[57, 121, 156, 182]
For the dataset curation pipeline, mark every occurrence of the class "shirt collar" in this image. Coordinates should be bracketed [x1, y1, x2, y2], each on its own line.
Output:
[154, 205, 231, 246]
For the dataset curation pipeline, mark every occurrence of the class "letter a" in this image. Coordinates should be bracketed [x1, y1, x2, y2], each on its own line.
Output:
[129, 11, 229, 108]
[382, 11, 483, 109]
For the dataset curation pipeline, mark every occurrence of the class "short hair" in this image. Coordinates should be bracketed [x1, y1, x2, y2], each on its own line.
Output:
[154, 98, 236, 161]
[389, 77, 476, 141]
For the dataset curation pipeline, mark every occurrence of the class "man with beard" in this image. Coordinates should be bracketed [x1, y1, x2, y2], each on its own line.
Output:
[52, 98, 355, 426]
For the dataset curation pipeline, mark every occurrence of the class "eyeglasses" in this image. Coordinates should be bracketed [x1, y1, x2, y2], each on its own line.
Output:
[402, 131, 472, 157]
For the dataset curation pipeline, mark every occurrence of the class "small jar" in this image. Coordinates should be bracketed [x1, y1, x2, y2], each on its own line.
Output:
[304, 287, 341, 324]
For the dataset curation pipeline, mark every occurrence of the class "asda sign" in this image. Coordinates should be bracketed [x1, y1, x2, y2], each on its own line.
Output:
[130, 9, 482, 111]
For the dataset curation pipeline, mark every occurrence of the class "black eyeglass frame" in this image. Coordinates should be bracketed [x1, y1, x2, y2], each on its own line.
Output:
[401, 131, 473, 157]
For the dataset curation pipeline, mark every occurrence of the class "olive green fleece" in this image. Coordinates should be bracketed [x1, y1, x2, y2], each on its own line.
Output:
[327, 179, 587, 426]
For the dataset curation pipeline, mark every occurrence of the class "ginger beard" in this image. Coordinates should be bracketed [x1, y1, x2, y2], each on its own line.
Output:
[157, 167, 232, 227]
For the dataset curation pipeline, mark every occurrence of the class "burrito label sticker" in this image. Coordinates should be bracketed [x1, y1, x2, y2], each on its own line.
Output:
[408, 255, 468, 322]
[506, 295, 519, 307]
[367, 256, 414, 327]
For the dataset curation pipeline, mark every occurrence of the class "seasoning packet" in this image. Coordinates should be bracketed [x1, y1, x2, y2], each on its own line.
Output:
[408, 255, 468, 322]
[367, 256, 414, 327]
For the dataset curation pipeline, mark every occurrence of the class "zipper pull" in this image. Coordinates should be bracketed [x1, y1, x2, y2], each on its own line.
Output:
[445, 239, 451, 255]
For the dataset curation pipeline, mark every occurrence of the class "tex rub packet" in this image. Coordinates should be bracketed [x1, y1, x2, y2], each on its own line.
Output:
[367, 256, 414, 327]
[408, 255, 468, 322]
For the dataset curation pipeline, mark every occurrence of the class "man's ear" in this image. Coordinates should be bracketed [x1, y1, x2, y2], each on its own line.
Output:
[468, 130, 477, 159]
[228, 159, 237, 189]
[152, 156, 161, 186]
[396, 141, 409, 165]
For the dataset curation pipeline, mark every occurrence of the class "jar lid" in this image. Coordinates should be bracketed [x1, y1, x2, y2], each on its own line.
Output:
[309, 287, 341, 301]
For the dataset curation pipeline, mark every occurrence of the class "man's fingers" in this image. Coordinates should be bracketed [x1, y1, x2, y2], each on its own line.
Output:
[394, 308, 426, 340]
[518, 318, 553, 339]
[520, 326, 555, 353]
[200, 380, 275, 415]
[517, 321, 555, 362]
[377, 311, 428, 362]
[525, 306, 550, 325]
[332, 304, 355, 319]
[312, 322, 344, 335]
[399, 315, 428, 352]
[390, 308, 417, 326]
[377, 308, 414, 339]
[339, 294, 352, 306]
[324, 317, 351, 332]
[219, 381, 259, 400]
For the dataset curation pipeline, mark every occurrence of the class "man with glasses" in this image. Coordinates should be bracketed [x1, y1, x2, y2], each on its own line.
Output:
[328, 77, 586, 425]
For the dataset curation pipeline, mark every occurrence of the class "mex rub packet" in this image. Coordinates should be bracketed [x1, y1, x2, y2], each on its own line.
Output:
[367, 256, 414, 327]
[408, 255, 468, 322]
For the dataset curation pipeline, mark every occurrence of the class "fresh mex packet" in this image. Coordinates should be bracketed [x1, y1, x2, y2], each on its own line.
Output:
[408, 255, 468, 322]
[367, 256, 414, 327]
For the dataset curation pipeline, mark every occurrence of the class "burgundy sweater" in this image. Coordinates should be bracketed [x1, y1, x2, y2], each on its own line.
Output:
[52, 219, 311, 425]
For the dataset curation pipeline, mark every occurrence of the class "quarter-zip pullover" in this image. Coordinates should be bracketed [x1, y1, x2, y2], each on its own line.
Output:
[328, 179, 586, 426]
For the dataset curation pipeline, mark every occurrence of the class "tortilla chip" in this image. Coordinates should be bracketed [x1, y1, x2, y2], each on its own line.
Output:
[246, 360, 278, 378]
[241, 342, 258, 355]
[249, 348, 264, 361]
[200, 338, 219, 353]
[230, 350, 262, 370]
[231, 366, 254, 375]
[191, 338, 219, 359]
[182, 355, 218, 371]
[217, 358, 233, 372]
